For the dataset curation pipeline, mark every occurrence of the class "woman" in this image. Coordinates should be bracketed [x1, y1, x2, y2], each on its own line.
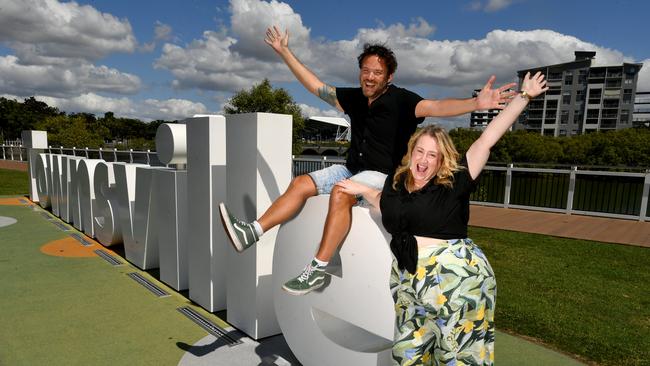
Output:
[336, 72, 548, 365]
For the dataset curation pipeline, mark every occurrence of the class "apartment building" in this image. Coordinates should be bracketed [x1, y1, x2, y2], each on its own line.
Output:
[633, 91, 650, 128]
[514, 51, 642, 136]
[470, 89, 503, 130]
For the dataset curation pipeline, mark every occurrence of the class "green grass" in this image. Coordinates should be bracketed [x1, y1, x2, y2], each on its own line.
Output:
[1, 166, 647, 364]
[0, 204, 221, 366]
[0, 168, 29, 195]
[470, 226, 650, 366]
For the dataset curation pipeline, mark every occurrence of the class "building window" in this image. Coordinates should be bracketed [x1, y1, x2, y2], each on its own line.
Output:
[559, 130, 567, 136]
[588, 88, 602, 104]
[543, 128, 555, 136]
[578, 70, 588, 84]
[587, 109, 599, 118]
[571, 129, 578, 135]
[573, 113, 583, 123]
[563, 92, 572, 105]
[620, 110, 630, 124]
[623, 89, 633, 103]
[576, 90, 585, 102]
[564, 73, 573, 85]
[561, 110, 569, 124]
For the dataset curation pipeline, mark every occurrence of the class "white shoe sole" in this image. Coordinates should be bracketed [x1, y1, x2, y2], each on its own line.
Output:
[281, 279, 325, 296]
[219, 203, 246, 252]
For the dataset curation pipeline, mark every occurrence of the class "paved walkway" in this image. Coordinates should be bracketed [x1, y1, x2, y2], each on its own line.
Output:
[469, 204, 650, 248]
[0, 159, 27, 171]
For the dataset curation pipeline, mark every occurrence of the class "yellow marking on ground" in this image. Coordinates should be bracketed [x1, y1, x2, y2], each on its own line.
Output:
[0, 198, 26, 206]
[40, 237, 119, 258]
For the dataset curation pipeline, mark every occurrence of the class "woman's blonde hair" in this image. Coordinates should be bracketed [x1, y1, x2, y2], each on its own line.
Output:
[392, 125, 461, 190]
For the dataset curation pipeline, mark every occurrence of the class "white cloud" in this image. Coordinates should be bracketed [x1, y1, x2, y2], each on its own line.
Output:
[298, 103, 346, 119]
[2, 93, 208, 122]
[155, 0, 638, 101]
[485, 0, 516, 12]
[229, 0, 312, 61]
[0, 55, 141, 97]
[0, 0, 136, 63]
[155, 30, 281, 91]
[142, 21, 174, 52]
[468, 0, 519, 12]
[0, 0, 142, 100]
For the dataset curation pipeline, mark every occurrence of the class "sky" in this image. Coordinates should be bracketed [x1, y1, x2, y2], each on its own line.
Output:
[0, 0, 649, 129]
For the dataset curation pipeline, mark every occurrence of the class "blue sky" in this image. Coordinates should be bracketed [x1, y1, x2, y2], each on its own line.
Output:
[0, 0, 648, 128]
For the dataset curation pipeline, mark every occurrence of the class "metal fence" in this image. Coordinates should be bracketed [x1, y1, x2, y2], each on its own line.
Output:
[0, 145, 165, 166]
[292, 156, 650, 222]
[4, 147, 649, 221]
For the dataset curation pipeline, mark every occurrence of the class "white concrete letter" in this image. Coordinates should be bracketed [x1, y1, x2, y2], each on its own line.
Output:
[93, 161, 122, 246]
[77, 159, 103, 237]
[273, 197, 394, 366]
[225, 113, 292, 339]
[186, 115, 227, 312]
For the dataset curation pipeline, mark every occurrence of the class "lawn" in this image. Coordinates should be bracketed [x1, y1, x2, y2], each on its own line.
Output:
[1, 166, 647, 365]
[0, 168, 29, 195]
[470, 226, 650, 366]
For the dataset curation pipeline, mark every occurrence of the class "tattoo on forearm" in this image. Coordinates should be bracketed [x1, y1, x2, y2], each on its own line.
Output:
[317, 84, 338, 107]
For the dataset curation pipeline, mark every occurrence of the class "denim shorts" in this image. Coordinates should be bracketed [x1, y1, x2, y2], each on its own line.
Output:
[308, 164, 387, 206]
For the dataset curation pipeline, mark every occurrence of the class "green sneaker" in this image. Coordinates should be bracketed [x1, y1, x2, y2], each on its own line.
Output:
[282, 260, 330, 295]
[219, 203, 259, 252]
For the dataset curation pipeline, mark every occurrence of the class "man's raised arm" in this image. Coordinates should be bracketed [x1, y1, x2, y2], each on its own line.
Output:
[414, 75, 516, 118]
[265, 26, 342, 111]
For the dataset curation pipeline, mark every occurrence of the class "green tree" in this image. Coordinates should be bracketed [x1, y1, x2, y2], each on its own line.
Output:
[35, 115, 104, 148]
[225, 79, 306, 154]
[0, 97, 61, 140]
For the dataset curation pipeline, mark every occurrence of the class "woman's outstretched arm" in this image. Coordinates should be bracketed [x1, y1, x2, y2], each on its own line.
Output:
[466, 71, 548, 179]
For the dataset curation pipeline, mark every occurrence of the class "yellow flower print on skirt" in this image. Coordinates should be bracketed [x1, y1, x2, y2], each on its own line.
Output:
[390, 238, 497, 366]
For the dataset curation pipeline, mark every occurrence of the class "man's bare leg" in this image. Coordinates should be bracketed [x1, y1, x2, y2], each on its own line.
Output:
[257, 174, 318, 232]
[282, 185, 356, 295]
[315, 185, 356, 261]
[220, 174, 317, 252]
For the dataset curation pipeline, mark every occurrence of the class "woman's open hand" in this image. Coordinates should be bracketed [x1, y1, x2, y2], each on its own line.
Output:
[521, 71, 549, 98]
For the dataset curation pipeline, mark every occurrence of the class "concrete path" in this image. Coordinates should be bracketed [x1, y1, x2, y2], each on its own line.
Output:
[470, 204, 650, 248]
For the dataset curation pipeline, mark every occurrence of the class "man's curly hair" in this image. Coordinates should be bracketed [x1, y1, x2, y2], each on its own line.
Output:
[357, 43, 397, 76]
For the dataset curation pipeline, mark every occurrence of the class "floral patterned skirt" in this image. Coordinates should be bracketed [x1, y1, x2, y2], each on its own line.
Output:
[390, 238, 497, 366]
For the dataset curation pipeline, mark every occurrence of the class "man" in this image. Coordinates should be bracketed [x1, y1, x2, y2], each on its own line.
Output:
[219, 26, 515, 295]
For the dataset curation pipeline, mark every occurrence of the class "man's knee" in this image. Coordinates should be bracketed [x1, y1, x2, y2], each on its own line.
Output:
[330, 185, 357, 207]
[288, 174, 317, 197]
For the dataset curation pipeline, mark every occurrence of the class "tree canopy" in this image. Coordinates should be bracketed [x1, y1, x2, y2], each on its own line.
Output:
[2, 94, 649, 168]
[225, 79, 306, 153]
[449, 127, 650, 167]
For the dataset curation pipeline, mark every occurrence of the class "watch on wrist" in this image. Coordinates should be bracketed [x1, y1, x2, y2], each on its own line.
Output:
[520, 90, 532, 101]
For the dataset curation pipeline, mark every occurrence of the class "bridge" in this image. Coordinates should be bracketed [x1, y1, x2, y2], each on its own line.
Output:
[299, 143, 348, 156]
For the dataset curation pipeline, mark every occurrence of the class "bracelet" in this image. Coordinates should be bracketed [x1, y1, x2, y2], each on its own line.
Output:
[519, 90, 533, 101]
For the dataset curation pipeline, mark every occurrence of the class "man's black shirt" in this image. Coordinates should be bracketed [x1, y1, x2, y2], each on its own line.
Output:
[336, 85, 424, 174]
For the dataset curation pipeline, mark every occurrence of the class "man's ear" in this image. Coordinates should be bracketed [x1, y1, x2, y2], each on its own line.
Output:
[388, 73, 394, 83]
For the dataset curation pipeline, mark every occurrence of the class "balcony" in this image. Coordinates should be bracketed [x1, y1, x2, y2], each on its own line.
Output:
[605, 80, 622, 89]
[589, 69, 606, 79]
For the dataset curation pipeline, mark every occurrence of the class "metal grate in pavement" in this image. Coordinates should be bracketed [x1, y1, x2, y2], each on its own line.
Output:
[70, 233, 92, 246]
[177, 307, 242, 346]
[127, 272, 170, 298]
[93, 249, 123, 266]
[52, 221, 70, 231]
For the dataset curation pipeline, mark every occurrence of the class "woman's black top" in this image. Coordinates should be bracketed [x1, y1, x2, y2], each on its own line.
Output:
[379, 159, 478, 273]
